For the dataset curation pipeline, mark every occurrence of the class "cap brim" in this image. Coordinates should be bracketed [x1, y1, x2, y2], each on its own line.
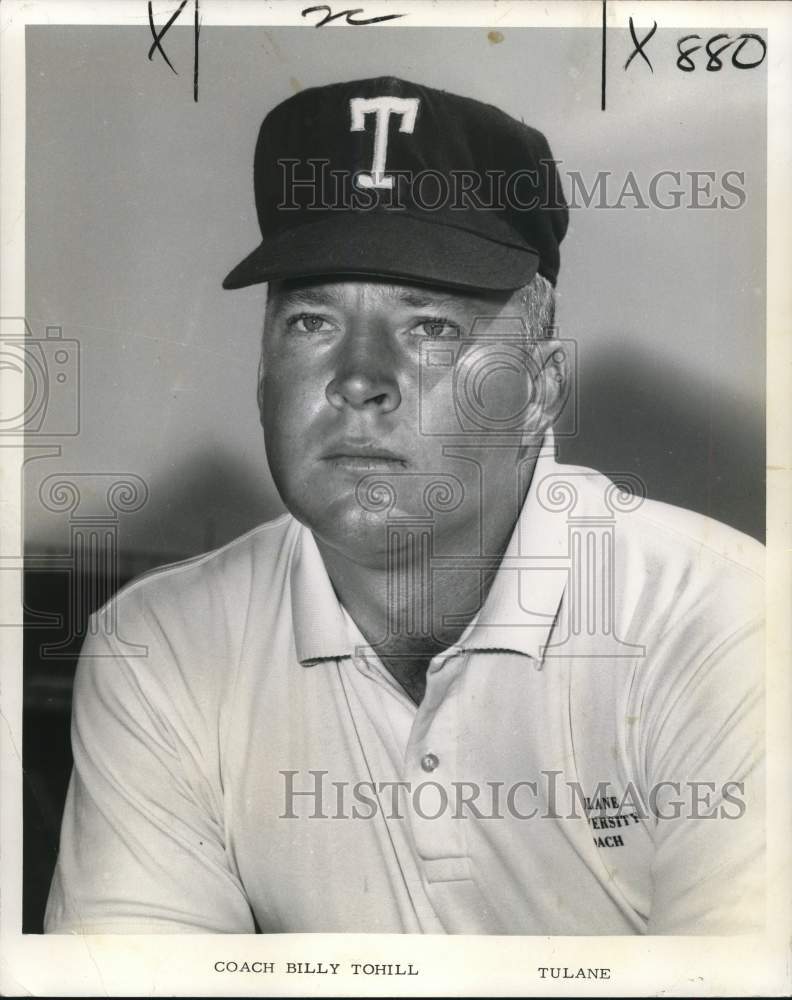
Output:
[222, 212, 539, 292]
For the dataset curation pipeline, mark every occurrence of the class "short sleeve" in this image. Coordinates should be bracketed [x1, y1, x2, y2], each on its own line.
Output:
[44, 595, 255, 934]
[642, 615, 765, 934]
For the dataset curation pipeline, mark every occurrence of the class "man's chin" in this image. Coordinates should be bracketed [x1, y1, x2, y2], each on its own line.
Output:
[306, 508, 394, 568]
[281, 474, 456, 566]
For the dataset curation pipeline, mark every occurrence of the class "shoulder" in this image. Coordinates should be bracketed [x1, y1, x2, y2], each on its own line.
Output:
[105, 513, 299, 625]
[72, 514, 303, 743]
[78, 514, 301, 701]
[626, 491, 763, 625]
[628, 493, 763, 580]
[551, 463, 765, 768]
[551, 460, 764, 630]
[558, 460, 763, 572]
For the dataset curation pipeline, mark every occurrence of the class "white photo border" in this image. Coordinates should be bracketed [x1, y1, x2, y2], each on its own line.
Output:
[1, 1, 789, 996]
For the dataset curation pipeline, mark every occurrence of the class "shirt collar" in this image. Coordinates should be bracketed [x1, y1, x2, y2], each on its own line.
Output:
[291, 434, 567, 668]
[290, 527, 352, 666]
[452, 436, 567, 664]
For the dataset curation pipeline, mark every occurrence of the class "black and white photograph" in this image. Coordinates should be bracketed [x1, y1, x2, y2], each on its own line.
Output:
[1, 0, 790, 996]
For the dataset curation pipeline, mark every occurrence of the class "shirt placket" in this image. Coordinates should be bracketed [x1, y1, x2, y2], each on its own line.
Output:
[335, 649, 446, 932]
[402, 649, 471, 884]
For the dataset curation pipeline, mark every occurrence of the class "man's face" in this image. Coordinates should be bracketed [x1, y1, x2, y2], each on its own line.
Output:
[260, 277, 556, 566]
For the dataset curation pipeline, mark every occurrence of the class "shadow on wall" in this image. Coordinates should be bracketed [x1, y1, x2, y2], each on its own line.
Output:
[558, 339, 765, 543]
[127, 447, 283, 565]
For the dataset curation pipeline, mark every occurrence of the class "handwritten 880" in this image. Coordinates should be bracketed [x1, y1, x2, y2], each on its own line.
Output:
[676, 33, 767, 72]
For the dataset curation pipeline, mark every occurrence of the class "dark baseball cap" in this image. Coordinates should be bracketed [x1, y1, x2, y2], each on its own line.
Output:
[223, 76, 568, 293]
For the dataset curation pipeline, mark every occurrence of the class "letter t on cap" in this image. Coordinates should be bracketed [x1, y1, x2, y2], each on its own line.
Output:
[349, 96, 420, 189]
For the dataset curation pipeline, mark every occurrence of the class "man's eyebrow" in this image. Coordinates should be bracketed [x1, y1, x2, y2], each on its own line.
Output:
[391, 287, 512, 313]
[394, 290, 450, 309]
[269, 286, 343, 308]
[268, 283, 486, 311]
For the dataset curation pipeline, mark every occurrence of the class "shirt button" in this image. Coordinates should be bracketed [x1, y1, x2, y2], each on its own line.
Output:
[420, 752, 440, 773]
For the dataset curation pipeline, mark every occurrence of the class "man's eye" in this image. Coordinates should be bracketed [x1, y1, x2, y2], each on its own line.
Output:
[413, 318, 462, 339]
[287, 314, 335, 334]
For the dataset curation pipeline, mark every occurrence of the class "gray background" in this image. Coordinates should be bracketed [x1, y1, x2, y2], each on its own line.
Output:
[25, 25, 767, 563]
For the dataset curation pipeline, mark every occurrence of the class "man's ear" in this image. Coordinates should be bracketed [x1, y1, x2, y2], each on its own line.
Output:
[523, 334, 571, 435]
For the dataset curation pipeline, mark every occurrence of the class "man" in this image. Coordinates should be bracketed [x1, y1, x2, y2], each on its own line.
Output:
[45, 77, 764, 935]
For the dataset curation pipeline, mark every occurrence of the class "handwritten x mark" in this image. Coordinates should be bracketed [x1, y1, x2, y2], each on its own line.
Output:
[624, 17, 657, 73]
[148, 0, 190, 73]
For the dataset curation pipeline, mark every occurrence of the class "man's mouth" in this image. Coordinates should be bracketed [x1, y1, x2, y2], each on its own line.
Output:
[322, 443, 407, 471]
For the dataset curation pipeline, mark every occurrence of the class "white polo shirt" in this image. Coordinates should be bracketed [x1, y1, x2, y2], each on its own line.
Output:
[45, 446, 765, 935]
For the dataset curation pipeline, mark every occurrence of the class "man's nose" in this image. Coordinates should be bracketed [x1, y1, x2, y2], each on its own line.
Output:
[325, 330, 401, 413]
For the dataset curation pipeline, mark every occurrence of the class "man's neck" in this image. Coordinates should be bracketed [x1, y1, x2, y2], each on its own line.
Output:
[315, 452, 538, 704]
